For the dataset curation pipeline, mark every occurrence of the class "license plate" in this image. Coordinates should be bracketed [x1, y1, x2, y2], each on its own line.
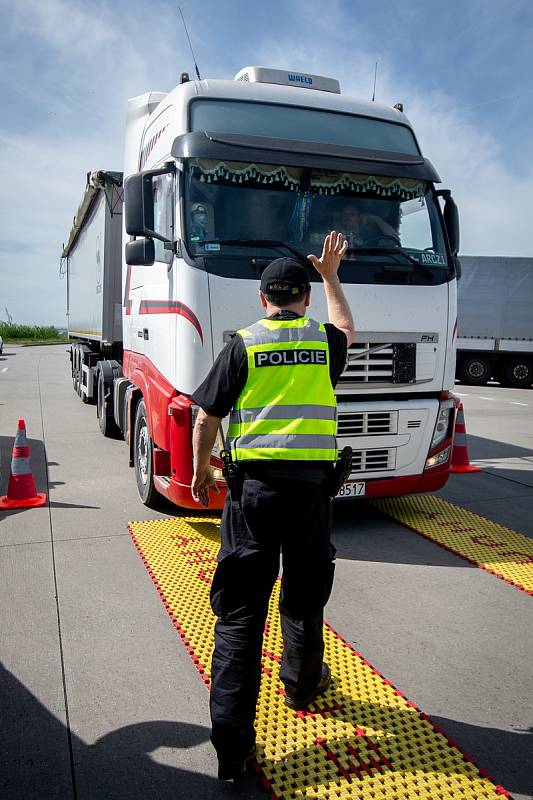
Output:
[336, 481, 365, 498]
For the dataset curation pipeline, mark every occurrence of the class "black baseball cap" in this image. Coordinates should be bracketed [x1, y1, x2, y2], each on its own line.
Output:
[260, 258, 311, 296]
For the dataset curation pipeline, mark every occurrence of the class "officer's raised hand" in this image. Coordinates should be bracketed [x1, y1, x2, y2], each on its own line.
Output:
[307, 231, 355, 348]
[307, 231, 348, 278]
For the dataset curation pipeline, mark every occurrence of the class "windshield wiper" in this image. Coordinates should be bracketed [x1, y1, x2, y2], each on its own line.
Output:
[199, 239, 311, 268]
[346, 247, 434, 278]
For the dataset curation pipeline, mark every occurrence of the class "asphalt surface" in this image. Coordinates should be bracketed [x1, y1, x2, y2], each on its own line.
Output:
[1, 344, 532, 800]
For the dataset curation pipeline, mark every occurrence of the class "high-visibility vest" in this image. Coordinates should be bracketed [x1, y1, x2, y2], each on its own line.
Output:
[227, 317, 338, 462]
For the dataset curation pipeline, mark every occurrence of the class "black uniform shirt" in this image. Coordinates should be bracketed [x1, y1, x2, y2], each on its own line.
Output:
[191, 311, 348, 481]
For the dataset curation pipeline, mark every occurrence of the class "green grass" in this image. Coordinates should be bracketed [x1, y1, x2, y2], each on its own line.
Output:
[0, 322, 68, 344]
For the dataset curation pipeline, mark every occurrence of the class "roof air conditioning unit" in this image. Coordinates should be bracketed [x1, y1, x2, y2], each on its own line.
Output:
[234, 66, 340, 94]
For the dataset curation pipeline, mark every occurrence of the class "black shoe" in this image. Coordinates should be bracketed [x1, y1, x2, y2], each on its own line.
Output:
[284, 663, 331, 710]
[217, 744, 257, 781]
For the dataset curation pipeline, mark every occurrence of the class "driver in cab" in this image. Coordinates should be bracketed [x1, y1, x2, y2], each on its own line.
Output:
[341, 204, 400, 251]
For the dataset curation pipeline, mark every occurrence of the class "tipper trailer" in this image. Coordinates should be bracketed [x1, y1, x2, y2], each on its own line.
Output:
[63, 170, 124, 408]
[456, 256, 533, 388]
[63, 66, 462, 510]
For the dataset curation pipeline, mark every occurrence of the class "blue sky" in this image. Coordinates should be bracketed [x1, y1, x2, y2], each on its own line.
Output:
[0, 0, 532, 324]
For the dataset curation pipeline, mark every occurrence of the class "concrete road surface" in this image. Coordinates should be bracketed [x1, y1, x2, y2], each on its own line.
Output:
[1, 345, 532, 799]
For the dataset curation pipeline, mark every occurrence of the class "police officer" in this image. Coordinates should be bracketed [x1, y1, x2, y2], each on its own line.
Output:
[191, 231, 355, 780]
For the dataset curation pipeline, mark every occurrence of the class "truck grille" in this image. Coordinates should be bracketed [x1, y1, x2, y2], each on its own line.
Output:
[340, 343, 394, 385]
[337, 410, 396, 436]
[351, 448, 396, 473]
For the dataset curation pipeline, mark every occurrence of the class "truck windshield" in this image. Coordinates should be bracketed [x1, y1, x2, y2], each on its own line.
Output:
[184, 160, 449, 285]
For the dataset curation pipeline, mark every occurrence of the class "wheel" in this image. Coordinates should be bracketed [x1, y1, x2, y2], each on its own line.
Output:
[502, 357, 533, 388]
[133, 399, 159, 507]
[457, 354, 491, 385]
[97, 369, 120, 437]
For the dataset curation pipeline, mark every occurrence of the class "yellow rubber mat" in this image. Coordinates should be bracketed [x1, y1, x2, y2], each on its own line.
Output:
[129, 516, 512, 799]
[373, 495, 533, 596]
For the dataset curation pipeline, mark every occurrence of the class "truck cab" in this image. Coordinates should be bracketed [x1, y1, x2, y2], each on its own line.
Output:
[66, 67, 461, 509]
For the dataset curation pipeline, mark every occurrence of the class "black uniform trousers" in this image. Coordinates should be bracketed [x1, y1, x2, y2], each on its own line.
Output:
[209, 473, 335, 761]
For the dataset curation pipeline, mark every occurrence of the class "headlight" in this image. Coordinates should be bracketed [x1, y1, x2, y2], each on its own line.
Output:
[425, 446, 451, 469]
[430, 399, 454, 449]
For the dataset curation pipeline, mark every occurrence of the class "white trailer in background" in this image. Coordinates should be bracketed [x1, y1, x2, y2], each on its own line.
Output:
[63, 66, 462, 510]
[456, 256, 533, 387]
[62, 171, 123, 406]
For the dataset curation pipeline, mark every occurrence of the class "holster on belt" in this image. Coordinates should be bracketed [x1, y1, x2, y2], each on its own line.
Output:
[326, 446, 353, 497]
[220, 449, 243, 499]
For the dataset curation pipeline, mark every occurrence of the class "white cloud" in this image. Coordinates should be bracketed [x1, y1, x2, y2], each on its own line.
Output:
[0, 130, 117, 324]
[5, 0, 114, 58]
[0, 0, 176, 325]
[405, 93, 533, 256]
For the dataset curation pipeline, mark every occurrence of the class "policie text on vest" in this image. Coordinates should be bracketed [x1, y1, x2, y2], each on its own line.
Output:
[254, 349, 328, 367]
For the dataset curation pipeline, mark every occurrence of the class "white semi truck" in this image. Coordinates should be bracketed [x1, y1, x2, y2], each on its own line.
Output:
[63, 66, 461, 510]
[456, 256, 533, 388]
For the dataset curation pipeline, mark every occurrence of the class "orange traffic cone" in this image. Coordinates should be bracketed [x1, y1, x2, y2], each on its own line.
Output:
[450, 403, 481, 474]
[0, 419, 47, 509]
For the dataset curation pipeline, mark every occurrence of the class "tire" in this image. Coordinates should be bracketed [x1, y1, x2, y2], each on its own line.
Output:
[133, 399, 159, 507]
[502, 357, 533, 388]
[457, 354, 491, 385]
[97, 369, 121, 437]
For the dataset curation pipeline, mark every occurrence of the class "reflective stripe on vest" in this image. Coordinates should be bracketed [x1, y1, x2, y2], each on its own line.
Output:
[228, 317, 337, 462]
[229, 404, 337, 426]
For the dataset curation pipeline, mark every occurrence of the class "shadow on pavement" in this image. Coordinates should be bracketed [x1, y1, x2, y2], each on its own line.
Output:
[47, 501, 101, 510]
[467, 434, 533, 461]
[1, 660, 529, 799]
[331, 501, 476, 567]
[0, 661, 256, 799]
[445, 466, 533, 495]
[430, 714, 533, 798]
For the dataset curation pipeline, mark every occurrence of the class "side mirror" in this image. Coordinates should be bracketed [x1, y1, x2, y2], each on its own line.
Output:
[437, 189, 460, 257]
[125, 238, 155, 266]
[124, 163, 175, 241]
[124, 173, 151, 236]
